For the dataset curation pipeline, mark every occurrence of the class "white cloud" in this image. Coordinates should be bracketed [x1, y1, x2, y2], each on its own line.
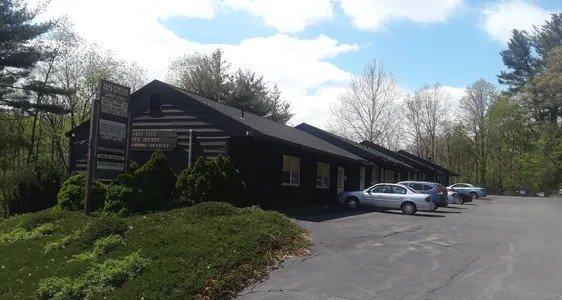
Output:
[482, 0, 557, 43]
[339, 0, 463, 31]
[28, 0, 356, 127]
[223, 0, 335, 32]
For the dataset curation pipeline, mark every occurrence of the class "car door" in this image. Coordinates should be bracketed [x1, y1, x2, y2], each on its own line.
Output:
[384, 185, 407, 209]
[365, 185, 386, 207]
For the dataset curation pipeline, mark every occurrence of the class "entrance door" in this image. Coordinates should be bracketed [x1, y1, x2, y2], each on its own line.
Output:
[337, 167, 345, 193]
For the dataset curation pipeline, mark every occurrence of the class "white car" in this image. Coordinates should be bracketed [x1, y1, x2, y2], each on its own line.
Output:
[337, 183, 436, 215]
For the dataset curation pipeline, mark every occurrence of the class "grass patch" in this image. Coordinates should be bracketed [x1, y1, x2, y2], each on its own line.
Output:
[0, 202, 309, 299]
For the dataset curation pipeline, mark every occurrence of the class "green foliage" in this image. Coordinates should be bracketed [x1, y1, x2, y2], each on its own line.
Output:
[103, 151, 176, 215]
[37, 252, 148, 299]
[57, 173, 105, 211]
[45, 215, 127, 253]
[176, 155, 246, 206]
[3, 161, 64, 215]
[37, 276, 82, 300]
[92, 234, 125, 257]
[0, 223, 55, 246]
[0, 203, 308, 299]
[170, 49, 292, 123]
[134, 150, 176, 200]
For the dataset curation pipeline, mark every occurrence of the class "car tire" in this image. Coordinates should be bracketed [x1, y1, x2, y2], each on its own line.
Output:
[401, 202, 416, 215]
[346, 197, 359, 209]
[470, 192, 478, 200]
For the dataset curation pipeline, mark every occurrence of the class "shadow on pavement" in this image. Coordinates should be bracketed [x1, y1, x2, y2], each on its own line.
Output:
[446, 206, 467, 209]
[435, 210, 462, 214]
[371, 209, 445, 218]
[282, 206, 371, 222]
[283, 205, 445, 222]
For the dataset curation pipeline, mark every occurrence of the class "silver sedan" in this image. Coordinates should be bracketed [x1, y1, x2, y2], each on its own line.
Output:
[337, 183, 436, 215]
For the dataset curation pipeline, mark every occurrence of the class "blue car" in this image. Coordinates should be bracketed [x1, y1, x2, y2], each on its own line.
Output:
[447, 183, 487, 200]
[397, 181, 448, 209]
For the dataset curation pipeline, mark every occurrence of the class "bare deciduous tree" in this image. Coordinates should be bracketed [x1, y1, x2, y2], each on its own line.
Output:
[328, 60, 403, 148]
[403, 84, 451, 161]
[460, 78, 496, 183]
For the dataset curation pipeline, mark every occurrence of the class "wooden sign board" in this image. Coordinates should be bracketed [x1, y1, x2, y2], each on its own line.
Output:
[86, 80, 131, 181]
[131, 130, 178, 151]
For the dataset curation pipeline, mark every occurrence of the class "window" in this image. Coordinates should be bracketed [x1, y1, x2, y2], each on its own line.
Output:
[359, 166, 366, 190]
[388, 185, 407, 194]
[369, 185, 386, 193]
[410, 183, 424, 191]
[282, 155, 300, 186]
[421, 184, 434, 191]
[316, 162, 330, 189]
[150, 94, 161, 113]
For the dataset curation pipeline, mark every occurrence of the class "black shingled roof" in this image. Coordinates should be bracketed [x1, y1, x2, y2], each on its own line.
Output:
[295, 123, 413, 170]
[396, 150, 459, 176]
[152, 80, 368, 163]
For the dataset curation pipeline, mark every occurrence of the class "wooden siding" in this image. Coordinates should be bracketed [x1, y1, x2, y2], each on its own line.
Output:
[128, 85, 250, 171]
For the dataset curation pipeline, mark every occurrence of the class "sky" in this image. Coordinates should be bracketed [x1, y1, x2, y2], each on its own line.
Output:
[28, 0, 561, 127]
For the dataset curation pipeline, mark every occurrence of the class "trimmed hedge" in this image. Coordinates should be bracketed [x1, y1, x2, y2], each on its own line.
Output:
[57, 173, 105, 211]
[103, 150, 176, 215]
[176, 155, 246, 206]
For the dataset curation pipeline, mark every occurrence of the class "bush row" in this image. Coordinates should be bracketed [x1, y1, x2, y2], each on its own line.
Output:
[56, 151, 246, 215]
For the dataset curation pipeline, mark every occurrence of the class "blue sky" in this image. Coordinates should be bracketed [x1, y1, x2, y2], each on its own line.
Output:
[36, 0, 561, 126]
[162, 0, 558, 91]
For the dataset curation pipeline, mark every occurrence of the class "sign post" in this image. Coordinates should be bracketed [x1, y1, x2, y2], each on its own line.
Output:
[84, 80, 131, 214]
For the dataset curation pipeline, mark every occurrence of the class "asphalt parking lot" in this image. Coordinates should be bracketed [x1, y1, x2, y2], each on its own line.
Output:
[239, 196, 562, 300]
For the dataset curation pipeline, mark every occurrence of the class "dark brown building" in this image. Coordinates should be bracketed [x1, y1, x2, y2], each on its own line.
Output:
[67, 80, 370, 207]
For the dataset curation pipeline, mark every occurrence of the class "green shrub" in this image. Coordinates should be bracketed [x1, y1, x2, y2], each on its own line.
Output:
[37, 252, 147, 299]
[93, 234, 124, 256]
[73, 215, 127, 250]
[189, 201, 241, 218]
[102, 151, 176, 215]
[47, 215, 127, 253]
[7, 161, 64, 215]
[37, 276, 82, 300]
[57, 173, 105, 211]
[103, 184, 135, 216]
[176, 155, 246, 206]
[0, 223, 56, 246]
[135, 150, 176, 201]
[83, 251, 147, 292]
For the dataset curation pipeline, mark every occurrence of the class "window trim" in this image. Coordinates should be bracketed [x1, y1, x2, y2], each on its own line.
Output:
[315, 161, 330, 189]
[281, 155, 300, 187]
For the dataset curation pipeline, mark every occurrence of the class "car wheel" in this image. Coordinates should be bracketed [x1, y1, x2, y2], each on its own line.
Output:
[346, 197, 359, 209]
[401, 202, 416, 215]
[470, 192, 478, 200]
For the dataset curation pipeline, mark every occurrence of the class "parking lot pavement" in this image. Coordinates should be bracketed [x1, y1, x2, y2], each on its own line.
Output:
[238, 196, 562, 300]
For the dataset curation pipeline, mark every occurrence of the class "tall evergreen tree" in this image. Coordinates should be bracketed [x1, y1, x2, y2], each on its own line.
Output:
[0, 0, 53, 100]
[497, 30, 538, 94]
[168, 49, 293, 123]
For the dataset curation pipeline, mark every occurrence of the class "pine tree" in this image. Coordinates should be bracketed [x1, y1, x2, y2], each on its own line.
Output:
[0, 0, 53, 100]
